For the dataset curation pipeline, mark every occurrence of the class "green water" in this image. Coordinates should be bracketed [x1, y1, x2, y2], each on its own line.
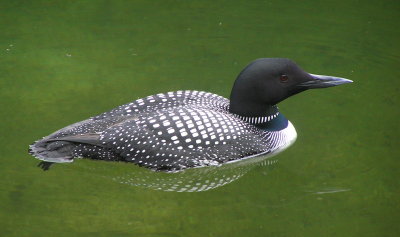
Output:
[1, 0, 399, 236]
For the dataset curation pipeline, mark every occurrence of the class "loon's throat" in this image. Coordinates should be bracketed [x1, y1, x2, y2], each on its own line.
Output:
[233, 105, 280, 125]
[256, 113, 289, 131]
[235, 112, 280, 124]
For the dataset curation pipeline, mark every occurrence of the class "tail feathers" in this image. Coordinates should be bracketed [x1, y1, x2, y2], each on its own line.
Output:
[29, 140, 75, 163]
[29, 134, 102, 163]
[29, 134, 122, 168]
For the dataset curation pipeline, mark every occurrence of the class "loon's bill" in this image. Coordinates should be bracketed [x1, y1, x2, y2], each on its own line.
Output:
[298, 73, 353, 88]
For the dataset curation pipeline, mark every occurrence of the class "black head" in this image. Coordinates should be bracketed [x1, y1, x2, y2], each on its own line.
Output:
[229, 58, 352, 117]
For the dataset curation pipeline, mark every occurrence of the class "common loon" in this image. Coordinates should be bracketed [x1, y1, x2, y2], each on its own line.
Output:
[29, 58, 352, 172]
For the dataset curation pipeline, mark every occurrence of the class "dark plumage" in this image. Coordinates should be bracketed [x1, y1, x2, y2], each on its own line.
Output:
[29, 58, 352, 172]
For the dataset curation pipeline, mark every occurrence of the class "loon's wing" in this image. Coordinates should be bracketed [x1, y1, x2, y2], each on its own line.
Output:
[29, 116, 128, 164]
[92, 90, 229, 120]
[99, 106, 272, 171]
[46, 134, 103, 146]
[30, 106, 277, 172]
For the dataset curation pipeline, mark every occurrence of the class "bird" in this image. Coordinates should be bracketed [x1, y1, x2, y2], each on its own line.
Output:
[29, 58, 352, 172]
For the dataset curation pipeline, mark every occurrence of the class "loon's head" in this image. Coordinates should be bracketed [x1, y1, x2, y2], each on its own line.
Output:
[229, 58, 352, 117]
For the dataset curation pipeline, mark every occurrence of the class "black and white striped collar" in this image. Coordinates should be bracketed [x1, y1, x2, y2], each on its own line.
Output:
[235, 112, 280, 124]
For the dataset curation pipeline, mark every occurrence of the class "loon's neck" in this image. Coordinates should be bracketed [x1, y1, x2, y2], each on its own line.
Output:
[231, 104, 280, 124]
[256, 113, 289, 132]
[231, 103, 289, 132]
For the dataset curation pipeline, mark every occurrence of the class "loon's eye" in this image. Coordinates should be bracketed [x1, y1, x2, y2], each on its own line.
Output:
[280, 74, 289, 82]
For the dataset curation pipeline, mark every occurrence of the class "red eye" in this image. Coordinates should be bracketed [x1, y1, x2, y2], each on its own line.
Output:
[280, 74, 289, 82]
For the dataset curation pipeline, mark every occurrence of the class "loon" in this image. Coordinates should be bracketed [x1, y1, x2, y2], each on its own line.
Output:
[29, 58, 352, 172]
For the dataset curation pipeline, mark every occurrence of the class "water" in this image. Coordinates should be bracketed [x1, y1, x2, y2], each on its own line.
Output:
[1, 0, 399, 236]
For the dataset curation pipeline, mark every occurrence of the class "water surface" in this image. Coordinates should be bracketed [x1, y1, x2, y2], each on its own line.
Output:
[0, 0, 399, 236]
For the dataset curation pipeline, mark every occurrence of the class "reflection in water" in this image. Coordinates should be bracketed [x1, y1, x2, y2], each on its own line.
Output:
[77, 153, 279, 192]
[307, 188, 351, 195]
[116, 157, 278, 192]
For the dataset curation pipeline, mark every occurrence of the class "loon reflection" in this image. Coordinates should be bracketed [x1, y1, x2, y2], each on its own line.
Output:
[79, 153, 278, 192]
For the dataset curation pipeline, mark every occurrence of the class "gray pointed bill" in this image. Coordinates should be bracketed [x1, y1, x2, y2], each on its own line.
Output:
[299, 73, 353, 89]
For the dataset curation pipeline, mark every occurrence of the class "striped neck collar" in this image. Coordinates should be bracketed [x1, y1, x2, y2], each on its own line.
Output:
[235, 112, 280, 124]
[232, 105, 280, 125]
